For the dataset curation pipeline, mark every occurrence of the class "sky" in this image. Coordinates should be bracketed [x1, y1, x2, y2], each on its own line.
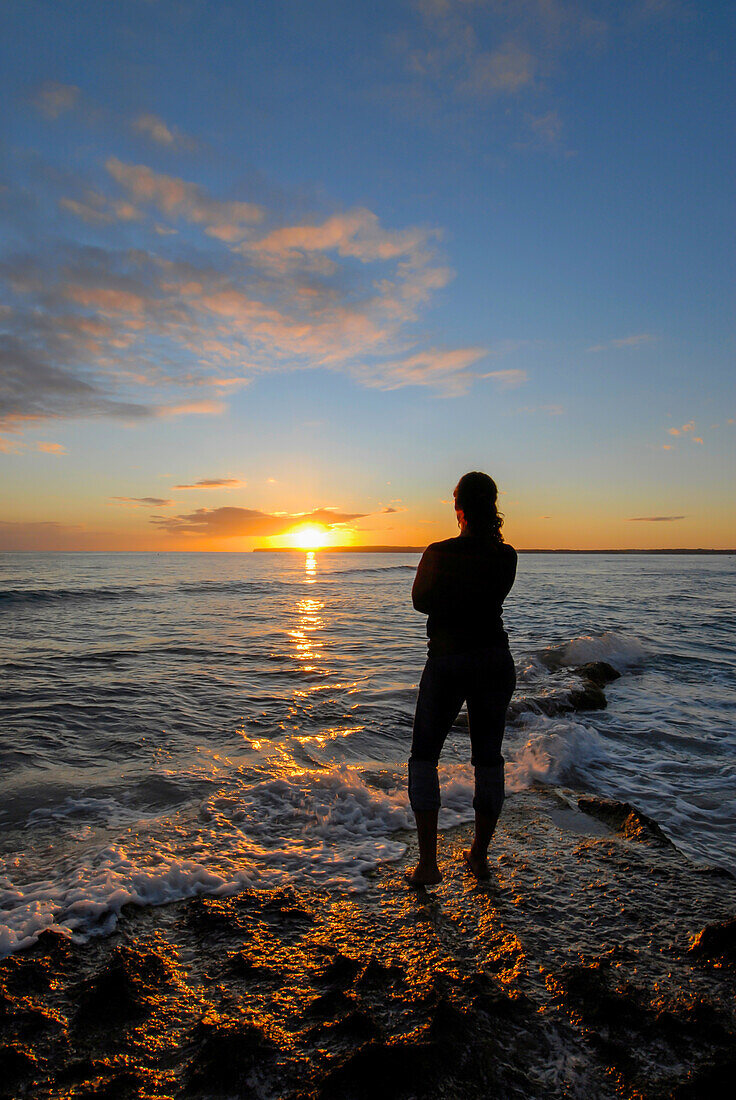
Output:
[1, 0, 734, 551]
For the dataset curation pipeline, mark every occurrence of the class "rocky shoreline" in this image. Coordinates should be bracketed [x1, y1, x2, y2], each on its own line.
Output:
[2, 782, 735, 1100]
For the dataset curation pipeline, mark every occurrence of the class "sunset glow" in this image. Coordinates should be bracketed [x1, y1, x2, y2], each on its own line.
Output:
[0, 2, 734, 551]
[289, 525, 329, 551]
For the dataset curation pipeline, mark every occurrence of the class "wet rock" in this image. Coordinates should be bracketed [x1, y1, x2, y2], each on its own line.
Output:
[259, 891, 315, 925]
[307, 1009, 382, 1043]
[305, 988, 356, 1018]
[688, 915, 736, 959]
[354, 957, 405, 988]
[26, 928, 74, 966]
[75, 944, 173, 1026]
[551, 962, 649, 1030]
[7, 1003, 60, 1037]
[568, 681, 608, 711]
[672, 1055, 736, 1098]
[460, 973, 526, 1018]
[0, 954, 53, 996]
[427, 996, 469, 1043]
[577, 797, 675, 846]
[318, 951, 362, 988]
[186, 895, 246, 933]
[576, 661, 621, 687]
[184, 1017, 276, 1096]
[225, 949, 279, 980]
[0, 1044, 36, 1086]
[57, 1057, 112, 1083]
[317, 1039, 443, 1099]
[75, 1069, 147, 1099]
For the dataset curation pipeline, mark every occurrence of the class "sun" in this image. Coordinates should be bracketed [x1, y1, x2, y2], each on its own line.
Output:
[290, 524, 329, 550]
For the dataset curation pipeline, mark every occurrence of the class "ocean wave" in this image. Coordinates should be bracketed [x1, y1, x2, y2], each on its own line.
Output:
[0, 763, 415, 955]
[0, 584, 155, 606]
[321, 564, 417, 577]
[506, 714, 610, 790]
[541, 630, 646, 672]
[0, 578, 290, 606]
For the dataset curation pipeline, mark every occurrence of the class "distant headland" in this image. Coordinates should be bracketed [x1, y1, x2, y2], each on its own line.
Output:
[254, 546, 735, 554]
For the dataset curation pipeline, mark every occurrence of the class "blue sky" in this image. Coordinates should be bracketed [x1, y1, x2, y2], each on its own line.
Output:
[1, 0, 734, 549]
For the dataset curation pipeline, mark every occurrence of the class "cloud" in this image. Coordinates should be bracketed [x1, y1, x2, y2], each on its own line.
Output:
[0, 520, 86, 551]
[525, 110, 564, 146]
[152, 506, 368, 538]
[36, 441, 67, 454]
[244, 209, 428, 265]
[0, 332, 154, 434]
[59, 191, 142, 225]
[111, 496, 174, 506]
[132, 113, 195, 151]
[627, 515, 686, 522]
[666, 420, 701, 444]
[153, 400, 226, 418]
[1, 153, 493, 439]
[462, 42, 536, 95]
[587, 333, 656, 353]
[357, 347, 487, 394]
[172, 478, 245, 490]
[480, 368, 528, 388]
[32, 82, 80, 119]
[106, 158, 263, 236]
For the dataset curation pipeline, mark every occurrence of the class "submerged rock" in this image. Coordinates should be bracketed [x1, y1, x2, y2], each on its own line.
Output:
[576, 661, 621, 687]
[568, 681, 608, 711]
[318, 951, 362, 987]
[74, 944, 174, 1026]
[577, 797, 675, 846]
[354, 956, 405, 988]
[317, 1039, 443, 1099]
[688, 915, 736, 959]
[184, 1017, 277, 1096]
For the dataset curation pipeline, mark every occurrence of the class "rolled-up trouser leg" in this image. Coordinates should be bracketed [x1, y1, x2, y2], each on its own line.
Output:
[408, 757, 441, 813]
[473, 761, 504, 823]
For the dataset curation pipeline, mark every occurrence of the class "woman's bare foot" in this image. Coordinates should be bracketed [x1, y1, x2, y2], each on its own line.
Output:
[463, 848, 491, 881]
[405, 863, 442, 888]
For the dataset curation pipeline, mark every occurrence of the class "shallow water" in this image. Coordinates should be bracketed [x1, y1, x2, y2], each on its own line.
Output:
[1, 551, 734, 953]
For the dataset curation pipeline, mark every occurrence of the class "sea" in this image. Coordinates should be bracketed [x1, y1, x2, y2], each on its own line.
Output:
[1, 551, 734, 956]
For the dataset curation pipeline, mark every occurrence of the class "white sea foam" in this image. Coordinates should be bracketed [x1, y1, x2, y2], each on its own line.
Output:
[0, 763, 416, 956]
[546, 630, 646, 672]
[506, 714, 610, 790]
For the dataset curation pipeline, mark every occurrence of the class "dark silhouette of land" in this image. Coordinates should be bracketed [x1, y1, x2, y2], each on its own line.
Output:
[254, 546, 735, 554]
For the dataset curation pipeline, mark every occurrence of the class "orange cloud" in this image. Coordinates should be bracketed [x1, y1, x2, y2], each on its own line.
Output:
[358, 347, 487, 394]
[132, 113, 195, 150]
[172, 478, 245, 490]
[154, 401, 226, 418]
[152, 506, 368, 538]
[245, 209, 429, 265]
[36, 442, 67, 454]
[481, 368, 528, 388]
[628, 515, 686, 522]
[588, 333, 656, 353]
[111, 496, 173, 506]
[106, 158, 263, 234]
[32, 81, 80, 119]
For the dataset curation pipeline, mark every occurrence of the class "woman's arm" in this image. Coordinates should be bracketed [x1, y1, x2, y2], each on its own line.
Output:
[412, 545, 440, 613]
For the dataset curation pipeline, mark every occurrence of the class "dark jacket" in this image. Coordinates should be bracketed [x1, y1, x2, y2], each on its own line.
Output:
[412, 534, 517, 655]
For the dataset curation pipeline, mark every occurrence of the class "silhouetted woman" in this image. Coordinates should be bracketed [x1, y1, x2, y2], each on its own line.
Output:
[407, 471, 516, 885]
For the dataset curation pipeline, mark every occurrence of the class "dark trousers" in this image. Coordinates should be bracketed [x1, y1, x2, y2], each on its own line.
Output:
[408, 646, 516, 817]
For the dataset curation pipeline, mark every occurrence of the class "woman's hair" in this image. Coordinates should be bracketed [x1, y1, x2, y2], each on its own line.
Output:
[453, 471, 504, 543]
